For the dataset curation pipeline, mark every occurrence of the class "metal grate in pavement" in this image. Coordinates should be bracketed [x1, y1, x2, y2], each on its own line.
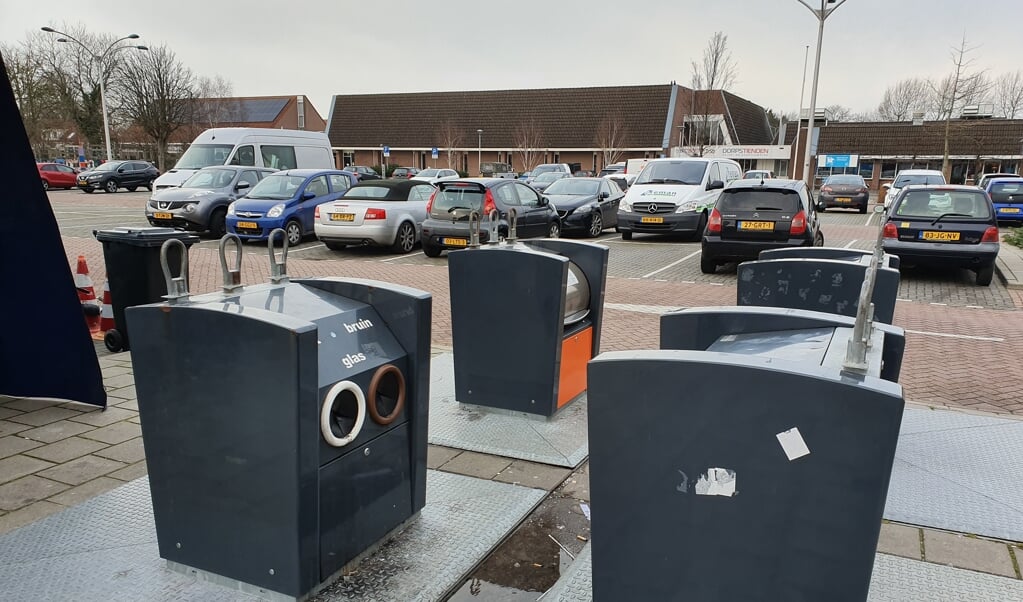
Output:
[0, 471, 543, 602]
[428, 353, 589, 468]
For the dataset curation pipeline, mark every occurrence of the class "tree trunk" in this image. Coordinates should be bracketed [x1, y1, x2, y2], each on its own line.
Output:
[157, 135, 168, 172]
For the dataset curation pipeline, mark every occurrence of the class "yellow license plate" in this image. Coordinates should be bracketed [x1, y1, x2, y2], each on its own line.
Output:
[920, 231, 960, 241]
[739, 221, 775, 231]
[443, 237, 467, 247]
[640, 216, 664, 224]
[1000, 207, 1021, 213]
[836, 197, 852, 203]
[153, 212, 173, 220]
[330, 213, 355, 222]
[236, 221, 258, 229]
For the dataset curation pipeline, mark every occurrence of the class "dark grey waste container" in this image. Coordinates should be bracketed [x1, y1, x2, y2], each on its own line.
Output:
[93, 227, 199, 352]
[759, 245, 900, 269]
[587, 335, 905, 601]
[126, 275, 431, 600]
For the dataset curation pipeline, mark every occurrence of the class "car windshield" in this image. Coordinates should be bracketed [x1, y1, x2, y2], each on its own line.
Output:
[535, 173, 563, 183]
[173, 144, 234, 170]
[988, 181, 1023, 201]
[636, 161, 708, 185]
[894, 190, 991, 219]
[94, 162, 125, 172]
[343, 186, 394, 199]
[418, 169, 439, 177]
[182, 169, 235, 189]
[544, 179, 600, 195]
[532, 166, 559, 176]
[245, 174, 306, 200]
[894, 174, 944, 188]
[432, 185, 484, 218]
[718, 189, 801, 212]
[826, 175, 864, 185]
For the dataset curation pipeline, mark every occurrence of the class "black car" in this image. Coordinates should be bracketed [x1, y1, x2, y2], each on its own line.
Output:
[818, 174, 870, 213]
[701, 178, 824, 274]
[390, 167, 419, 179]
[346, 165, 381, 180]
[543, 177, 622, 237]
[76, 160, 160, 193]
[882, 185, 999, 286]
[420, 178, 561, 257]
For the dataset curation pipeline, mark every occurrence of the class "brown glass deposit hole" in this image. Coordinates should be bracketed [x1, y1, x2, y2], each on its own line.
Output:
[329, 388, 362, 439]
[368, 364, 406, 425]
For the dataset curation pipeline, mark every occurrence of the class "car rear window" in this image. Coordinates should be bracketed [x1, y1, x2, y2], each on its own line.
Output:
[988, 181, 1023, 201]
[894, 174, 944, 187]
[432, 184, 485, 217]
[894, 190, 991, 219]
[718, 189, 801, 212]
[826, 175, 864, 185]
[344, 186, 392, 199]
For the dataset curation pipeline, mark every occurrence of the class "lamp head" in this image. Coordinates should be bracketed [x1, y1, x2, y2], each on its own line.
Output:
[41, 26, 55, 33]
[136, 45, 149, 51]
[56, 38, 69, 44]
[127, 33, 140, 39]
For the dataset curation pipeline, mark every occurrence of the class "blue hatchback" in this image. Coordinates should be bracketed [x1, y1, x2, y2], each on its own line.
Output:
[984, 177, 1023, 224]
[227, 169, 357, 244]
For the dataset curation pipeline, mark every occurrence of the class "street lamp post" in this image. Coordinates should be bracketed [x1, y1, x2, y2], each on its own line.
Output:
[476, 129, 483, 176]
[791, 45, 810, 179]
[794, 0, 847, 189]
[41, 26, 148, 163]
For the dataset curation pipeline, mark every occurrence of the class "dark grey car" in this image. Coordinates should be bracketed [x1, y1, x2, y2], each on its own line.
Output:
[146, 166, 275, 236]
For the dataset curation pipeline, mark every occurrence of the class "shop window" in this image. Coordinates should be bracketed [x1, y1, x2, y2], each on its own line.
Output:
[881, 162, 897, 179]
[858, 162, 874, 179]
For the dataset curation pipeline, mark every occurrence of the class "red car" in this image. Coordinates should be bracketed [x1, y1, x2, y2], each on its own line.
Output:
[38, 162, 79, 190]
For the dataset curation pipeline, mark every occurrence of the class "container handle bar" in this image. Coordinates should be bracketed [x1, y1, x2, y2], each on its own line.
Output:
[506, 207, 518, 243]
[219, 234, 244, 293]
[468, 210, 481, 248]
[487, 208, 501, 245]
[160, 238, 190, 302]
[267, 228, 289, 284]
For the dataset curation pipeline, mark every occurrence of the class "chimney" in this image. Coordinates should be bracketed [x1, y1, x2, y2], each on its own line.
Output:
[297, 96, 306, 130]
[912, 111, 925, 126]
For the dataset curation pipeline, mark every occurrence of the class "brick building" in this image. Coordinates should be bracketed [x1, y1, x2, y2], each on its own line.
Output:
[325, 83, 776, 174]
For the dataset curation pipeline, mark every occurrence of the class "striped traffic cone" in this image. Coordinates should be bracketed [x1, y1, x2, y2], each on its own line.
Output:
[75, 255, 101, 334]
[99, 281, 115, 334]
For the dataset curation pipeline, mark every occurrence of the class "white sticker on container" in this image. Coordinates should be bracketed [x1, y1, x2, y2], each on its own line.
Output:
[694, 468, 737, 497]
[776, 427, 811, 461]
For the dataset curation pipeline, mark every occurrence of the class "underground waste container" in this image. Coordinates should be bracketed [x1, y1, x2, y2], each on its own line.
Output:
[93, 227, 199, 352]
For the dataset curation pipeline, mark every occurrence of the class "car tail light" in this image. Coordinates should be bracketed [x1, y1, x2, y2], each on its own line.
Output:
[483, 189, 498, 217]
[365, 208, 386, 220]
[789, 210, 807, 235]
[707, 208, 722, 233]
[426, 190, 436, 213]
[883, 223, 898, 239]
[314, 205, 320, 219]
[821, 186, 833, 194]
[982, 226, 999, 243]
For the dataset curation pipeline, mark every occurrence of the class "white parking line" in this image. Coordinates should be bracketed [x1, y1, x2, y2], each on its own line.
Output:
[380, 252, 422, 262]
[865, 211, 876, 227]
[904, 329, 1003, 343]
[642, 250, 700, 279]
[843, 240, 858, 248]
[286, 243, 325, 254]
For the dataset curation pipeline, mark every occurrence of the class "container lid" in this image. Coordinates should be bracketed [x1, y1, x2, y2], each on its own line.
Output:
[94, 227, 200, 247]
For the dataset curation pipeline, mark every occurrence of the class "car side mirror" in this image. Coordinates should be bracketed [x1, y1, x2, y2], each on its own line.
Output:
[302, 191, 316, 200]
[117, 167, 125, 173]
[706, 180, 725, 191]
[539, 196, 549, 206]
[236, 181, 250, 190]
[599, 191, 610, 199]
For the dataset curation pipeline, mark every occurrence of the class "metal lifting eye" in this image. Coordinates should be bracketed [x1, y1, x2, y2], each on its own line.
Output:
[160, 238, 190, 302]
[219, 233, 243, 293]
[267, 228, 289, 284]
[468, 210, 481, 248]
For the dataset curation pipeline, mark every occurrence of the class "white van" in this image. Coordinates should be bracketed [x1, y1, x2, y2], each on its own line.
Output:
[154, 128, 334, 189]
[617, 157, 742, 240]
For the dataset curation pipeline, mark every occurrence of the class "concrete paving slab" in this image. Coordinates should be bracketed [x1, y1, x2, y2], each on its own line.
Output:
[6, 407, 82, 427]
[0, 500, 64, 535]
[0, 476, 70, 511]
[1, 398, 60, 412]
[0, 408, 22, 420]
[877, 523, 922, 559]
[426, 445, 462, 469]
[558, 465, 591, 502]
[16, 419, 96, 444]
[924, 531, 1018, 578]
[114, 398, 139, 411]
[68, 406, 136, 427]
[0, 455, 54, 485]
[23, 436, 107, 464]
[79, 421, 141, 445]
[494, 460, 573, 491]
[48, 477, 124, 507]
[0, 420, 30, 438]
[107, 385, 137, 401]
[93, 437, 145, 464]
[439, 450, 513, 480]
[37, 455, 126, 486]
[101, 373, 134, 389]
[0, 435, 43, 459]
[108, 461, 148, 482]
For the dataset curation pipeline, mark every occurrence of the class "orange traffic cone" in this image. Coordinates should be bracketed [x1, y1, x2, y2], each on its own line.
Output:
[99, 281, 115, 334]
[75, 255, 101, 334]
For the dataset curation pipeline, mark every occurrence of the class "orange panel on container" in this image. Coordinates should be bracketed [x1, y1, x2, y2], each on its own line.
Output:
[557, 326, 593, 408]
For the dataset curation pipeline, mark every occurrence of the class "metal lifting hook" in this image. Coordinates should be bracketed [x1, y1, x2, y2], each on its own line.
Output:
[843, 207, 885, 373]
[506, 207, 519, 243]
[487, 208, 500, 245]
[468, 210, 481, 248]
[267, 228, 290, 284]
[160, 238, 190, 302]
[219, 233, 244, 293]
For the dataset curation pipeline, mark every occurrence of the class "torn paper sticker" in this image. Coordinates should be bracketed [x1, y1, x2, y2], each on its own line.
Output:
[694, 468, 737, 497]
[776, 427, 811, 461]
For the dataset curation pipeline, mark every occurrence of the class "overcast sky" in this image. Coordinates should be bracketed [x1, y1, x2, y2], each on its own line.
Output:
[4, 0, 1022, 121]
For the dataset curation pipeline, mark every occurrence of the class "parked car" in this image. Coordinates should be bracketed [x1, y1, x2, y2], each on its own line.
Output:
[76, 160, 160, 194]
[573, 170, 594, 177]
[314, 179, 437, 253]
[420, 178, 561, 257]
[597, 163, 625, 177]
[518, 171, 532, 181]
[982, 177, 1023, 224]
[530, 171, 570, 193]
[882, 185, 999, 286]
[37, 162, 78, 190]
[976, 172, 1018, 190]
[146, 166, 276, 236]
[701, 178, 824, 274]
[543, 177, 622, 237]
[411, 168, 460, 184]
[346, 165, 381, 180]
[883, 169, 945, 209]
[743, 169, 775, 179]
[617, 157, 742, 241]
[390, 167, 419, 179]
[480, 162, 517, 179]
[226, 169, 356, 245]
[604, 172, 637, 192]
[528, 163, 572, 182]
[818, 174, 870, 213]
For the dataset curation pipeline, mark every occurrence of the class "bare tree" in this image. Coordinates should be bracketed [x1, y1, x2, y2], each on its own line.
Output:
[995, 70, 1023, 118]
[824, 104, 852, 122]
[2, 42, 63, 158]
[435, 120, 464, 170]
[594, 113, 627, 167]
[193, 74, 234, 128]
[686, 31, 738, 156]
[877, 78, 931, 121]
[115, 45, 195, 171]
[513, 119, 545, 172]
[930, 36, 991, 179]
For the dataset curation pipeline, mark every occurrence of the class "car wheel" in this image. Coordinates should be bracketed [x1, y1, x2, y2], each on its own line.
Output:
[814, 232, 824, 246]
[82, 187, 93, 194]
[422, 241, 443, 257]
[104, 179, 118, 193]
[976, 265, 994, 287]
[621, 231, 633, 240]
[818, 204, 826, 212]
[104, 329, 124, 353]
[700, 254, 717, 274]
[858, 204, 867, 214]
[391, 221, 416, 254]
[324, 241, 347, 251]
[126, 186, 138, 192]
[208, 208, 227, 237]
[588, 213, 603, 237]
[691, 211, 708, 242]
[547, 221, 560, 239]
[41, 179, 49, 191]
[145, 179, 154, 191]
[284, 220, 302, 246]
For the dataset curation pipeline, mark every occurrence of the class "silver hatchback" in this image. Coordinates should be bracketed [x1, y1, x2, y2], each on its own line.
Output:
[314, 179, 437, 253]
